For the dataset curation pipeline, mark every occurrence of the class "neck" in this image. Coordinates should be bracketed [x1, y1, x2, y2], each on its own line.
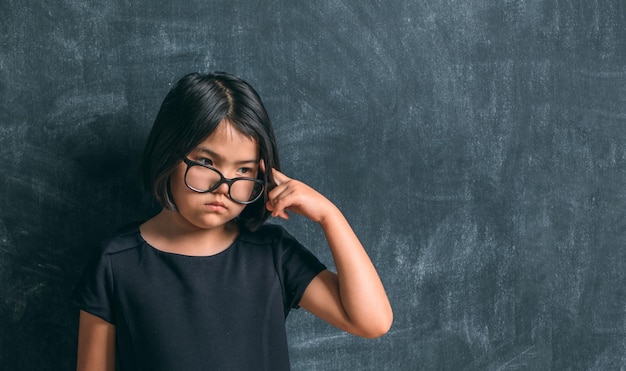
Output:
[140, 210, 239, 256]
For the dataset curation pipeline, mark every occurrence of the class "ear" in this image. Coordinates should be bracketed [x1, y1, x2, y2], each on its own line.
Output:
[259, 159, 277, 190]
[258, 159, 267, 182]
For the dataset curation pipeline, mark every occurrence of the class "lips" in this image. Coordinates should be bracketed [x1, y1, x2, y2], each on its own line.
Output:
[204, 200, 227, 211]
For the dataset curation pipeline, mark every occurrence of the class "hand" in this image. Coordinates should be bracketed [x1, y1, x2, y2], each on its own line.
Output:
[261, 161, 336, 224]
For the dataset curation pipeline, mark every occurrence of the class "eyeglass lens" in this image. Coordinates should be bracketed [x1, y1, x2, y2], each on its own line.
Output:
[185, 165, 263, 203]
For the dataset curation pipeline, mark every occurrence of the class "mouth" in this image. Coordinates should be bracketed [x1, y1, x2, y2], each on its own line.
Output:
[205, 201, 227, 211]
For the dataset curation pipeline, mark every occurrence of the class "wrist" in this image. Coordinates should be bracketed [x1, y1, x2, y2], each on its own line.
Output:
[317, 203, 343, 227]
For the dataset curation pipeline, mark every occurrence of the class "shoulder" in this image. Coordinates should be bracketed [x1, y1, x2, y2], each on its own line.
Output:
[238, 223, 321, 264]
[237, 223, 305, 253]
[99, 221, 145, 255]
[238, 223, 290, 245]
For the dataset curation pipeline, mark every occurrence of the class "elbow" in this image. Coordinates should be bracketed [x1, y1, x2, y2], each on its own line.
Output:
[353, 309, 394, 339]
[366, 314, 394, 339]
[360, 327, 391, 339]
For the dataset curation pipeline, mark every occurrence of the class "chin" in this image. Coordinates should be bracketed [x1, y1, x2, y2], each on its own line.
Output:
[192, 216, 238, 231]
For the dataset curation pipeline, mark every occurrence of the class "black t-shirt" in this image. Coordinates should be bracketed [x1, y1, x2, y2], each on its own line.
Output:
[72, 222, 326, 371]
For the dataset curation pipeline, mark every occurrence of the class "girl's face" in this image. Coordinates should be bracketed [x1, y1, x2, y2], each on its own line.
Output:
[169, 120, 260, 231]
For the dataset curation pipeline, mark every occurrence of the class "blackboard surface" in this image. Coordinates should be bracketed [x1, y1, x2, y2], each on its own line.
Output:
[1, 1, 625, 370]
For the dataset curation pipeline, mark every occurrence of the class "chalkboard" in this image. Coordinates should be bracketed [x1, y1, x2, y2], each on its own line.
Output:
[1, 1, 625, 370]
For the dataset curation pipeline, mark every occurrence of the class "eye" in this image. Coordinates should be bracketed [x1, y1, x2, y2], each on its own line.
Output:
[238, 167, 252, 175]
[197, 157, 214, 166]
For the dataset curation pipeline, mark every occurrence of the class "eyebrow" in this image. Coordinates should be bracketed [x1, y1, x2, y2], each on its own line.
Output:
[195, 147, 259, 165]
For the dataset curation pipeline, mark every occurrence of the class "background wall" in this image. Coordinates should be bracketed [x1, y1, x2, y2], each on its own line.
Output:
[1, 1, 625, 370]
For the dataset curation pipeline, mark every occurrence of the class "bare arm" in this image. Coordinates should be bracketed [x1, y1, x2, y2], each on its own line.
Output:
[264, 165, 393, 338]
[77, 310, 115, 371]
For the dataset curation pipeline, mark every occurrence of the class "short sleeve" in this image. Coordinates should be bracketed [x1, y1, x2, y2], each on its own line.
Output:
[271, 226, 327, 313]
[71, 248, 116, 324]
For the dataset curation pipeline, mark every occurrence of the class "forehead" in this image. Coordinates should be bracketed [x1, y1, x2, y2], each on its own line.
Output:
[193, 120, 258, 159]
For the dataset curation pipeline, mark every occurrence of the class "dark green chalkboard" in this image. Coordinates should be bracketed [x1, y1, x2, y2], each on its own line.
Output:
[1, 1, 625, 370]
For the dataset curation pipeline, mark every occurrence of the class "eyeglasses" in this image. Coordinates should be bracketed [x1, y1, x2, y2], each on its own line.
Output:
[182, 158, 265, 205]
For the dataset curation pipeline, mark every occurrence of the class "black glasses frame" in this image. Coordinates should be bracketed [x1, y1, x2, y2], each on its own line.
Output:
[182, 158, 265, 205]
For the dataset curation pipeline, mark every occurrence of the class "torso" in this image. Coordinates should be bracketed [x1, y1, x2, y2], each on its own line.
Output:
[72, 222, 327, 371]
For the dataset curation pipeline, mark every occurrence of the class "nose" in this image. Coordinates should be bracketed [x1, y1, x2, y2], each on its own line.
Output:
[213, 180, 230, 196]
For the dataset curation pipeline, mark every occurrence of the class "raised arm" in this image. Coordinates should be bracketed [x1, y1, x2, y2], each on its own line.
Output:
[77, 310, 116, 371]
[264, 165, 393, 338]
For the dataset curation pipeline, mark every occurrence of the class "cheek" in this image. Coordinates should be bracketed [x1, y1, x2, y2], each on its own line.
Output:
[168, 167, 190, 201]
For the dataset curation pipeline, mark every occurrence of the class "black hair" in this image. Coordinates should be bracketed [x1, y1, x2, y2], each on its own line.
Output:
[139, 72, 280, 231]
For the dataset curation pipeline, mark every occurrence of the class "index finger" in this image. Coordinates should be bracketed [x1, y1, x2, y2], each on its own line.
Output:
[271, 167, 290, 186]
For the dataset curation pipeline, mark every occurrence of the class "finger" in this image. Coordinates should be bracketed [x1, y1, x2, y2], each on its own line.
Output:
[267, 185, 295, 215]
[271, 168, 290, 186]
[268, 182, 295, 205]
[265, 200, 290, 220]
[275, 210, 290, 220]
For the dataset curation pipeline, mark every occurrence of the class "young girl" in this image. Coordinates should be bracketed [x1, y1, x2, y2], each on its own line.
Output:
[73, 72, 392, 370]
